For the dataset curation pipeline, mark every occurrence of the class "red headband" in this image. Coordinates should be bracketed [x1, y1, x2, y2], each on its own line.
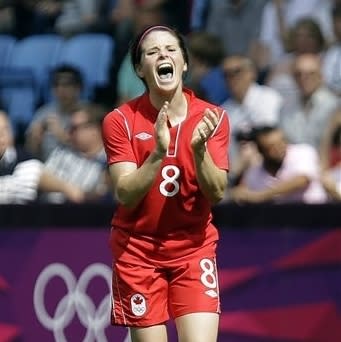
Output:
[135, 25, 173, 61]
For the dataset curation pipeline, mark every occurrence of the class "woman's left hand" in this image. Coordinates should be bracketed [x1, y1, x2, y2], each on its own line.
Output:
[191, 108, 220, 151]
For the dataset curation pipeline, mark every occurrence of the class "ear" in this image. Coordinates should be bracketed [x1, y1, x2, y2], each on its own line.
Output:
[136, 64, 144, 78]
[183, 62, 188, 73]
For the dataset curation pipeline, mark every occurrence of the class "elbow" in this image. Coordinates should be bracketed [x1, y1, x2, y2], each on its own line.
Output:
[298, 175, 311, 189]
[210, 195, 224, 205]
[211, 177, 228, 204]
[207, 184, 227, 204]
[115, 186, 138, 209]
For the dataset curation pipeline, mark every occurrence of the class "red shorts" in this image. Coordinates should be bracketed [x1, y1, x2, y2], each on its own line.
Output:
[110, 226, 220, 327]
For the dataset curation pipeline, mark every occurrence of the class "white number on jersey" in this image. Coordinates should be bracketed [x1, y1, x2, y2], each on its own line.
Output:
[159, 165, 180, 197]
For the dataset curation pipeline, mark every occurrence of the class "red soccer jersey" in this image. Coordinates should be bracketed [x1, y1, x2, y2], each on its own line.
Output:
[102, 89, 230, 236]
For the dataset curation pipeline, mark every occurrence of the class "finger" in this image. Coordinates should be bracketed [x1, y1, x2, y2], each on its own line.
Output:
[198, 127, 207, 141]
[205, 108, 220, 125]
[203, 116, 215, 132]
[157, 101, 169, 125]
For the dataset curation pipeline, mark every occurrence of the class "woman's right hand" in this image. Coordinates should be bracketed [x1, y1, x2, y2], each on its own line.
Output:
[154, 101, 170, 156]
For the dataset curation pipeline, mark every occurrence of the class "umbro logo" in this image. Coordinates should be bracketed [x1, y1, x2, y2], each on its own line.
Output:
[135, 132, 152, 140]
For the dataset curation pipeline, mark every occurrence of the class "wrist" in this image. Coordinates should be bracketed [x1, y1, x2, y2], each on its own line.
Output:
[152, 148, 166, 160]
[192, 143, 206, 157]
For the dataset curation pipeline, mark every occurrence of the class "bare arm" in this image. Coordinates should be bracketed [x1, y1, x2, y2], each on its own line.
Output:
[192, 108, 228, 204]
[259, 175, 310, 200]
[25, 121, 44, 156]
[193, 147, 227, 204]
[231, 175, 310, 203]
[319, 109, 341, 170]
[39, 169, 85, 203]
[320, 171, 341, 201]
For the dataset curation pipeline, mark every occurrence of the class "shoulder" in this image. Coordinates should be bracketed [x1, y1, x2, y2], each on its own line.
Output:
[189, 90, 226, 114]
[252, 83, 282, 100]
[35, 102, 57, 115]
[103, 97, 141, 124]
[316, 87, 340, 104]
[287, 144, 318, 160]
[244, 163, 265, 182]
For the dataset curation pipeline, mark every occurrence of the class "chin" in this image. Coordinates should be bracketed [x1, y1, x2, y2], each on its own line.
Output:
[156, 84, 177, 94]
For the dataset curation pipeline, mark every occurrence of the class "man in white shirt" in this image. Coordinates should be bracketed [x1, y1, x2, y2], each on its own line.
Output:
[258, 0, 333, 67]
[0, 111, 84, 204]
[280, 53, 340, 149]
[220, 55, 283, 183]
[230, 126, 328, 204]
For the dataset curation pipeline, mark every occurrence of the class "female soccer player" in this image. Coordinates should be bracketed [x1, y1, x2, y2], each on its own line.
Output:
[102, 24, 230, 342]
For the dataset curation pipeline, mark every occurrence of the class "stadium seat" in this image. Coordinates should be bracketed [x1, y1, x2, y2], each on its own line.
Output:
[56, 33, 114, 100]
[7, 34, 64, 99]
[0, 35, 16, 67]
[0, 34, 64, 131]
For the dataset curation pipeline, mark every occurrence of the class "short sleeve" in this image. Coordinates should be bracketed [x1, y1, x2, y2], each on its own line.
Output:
[207, 109, 230, 170]
[287, 145, 320, 179]
[102, 109, 137, 165]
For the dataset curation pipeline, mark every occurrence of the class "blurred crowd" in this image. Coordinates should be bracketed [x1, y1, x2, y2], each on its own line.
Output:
[0, 0, 340, 205]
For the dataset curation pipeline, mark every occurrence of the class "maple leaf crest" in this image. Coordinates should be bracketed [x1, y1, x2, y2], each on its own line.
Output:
[133, 295, 143, 305]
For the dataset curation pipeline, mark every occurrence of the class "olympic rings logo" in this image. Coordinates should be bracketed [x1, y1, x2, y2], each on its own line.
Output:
[33, 263, 114, 342]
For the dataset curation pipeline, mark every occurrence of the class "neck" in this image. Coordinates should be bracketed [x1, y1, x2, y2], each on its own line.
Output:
[82, 143, 103, 159]
[233, 85, 250, 103]
[149, 87, 188, 125]
[60, 101, 79, 113]
[263, 159, 283, 176]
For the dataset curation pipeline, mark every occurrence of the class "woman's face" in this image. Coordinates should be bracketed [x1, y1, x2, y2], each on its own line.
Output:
[136, 30, 187, 94]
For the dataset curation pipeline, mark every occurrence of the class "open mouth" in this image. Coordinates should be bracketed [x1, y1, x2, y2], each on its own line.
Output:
[157, 63, 174, 80]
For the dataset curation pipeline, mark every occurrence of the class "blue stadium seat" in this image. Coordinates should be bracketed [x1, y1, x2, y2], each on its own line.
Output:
[0, 35, 16, 67]
[8, 34, 64, 99]
[0, 34, 17, 114]
[0, 34, 64, 131]
[57, 33, 114, 99]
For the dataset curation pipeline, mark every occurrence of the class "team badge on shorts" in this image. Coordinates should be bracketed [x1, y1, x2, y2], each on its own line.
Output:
[130, 293, 147, 316]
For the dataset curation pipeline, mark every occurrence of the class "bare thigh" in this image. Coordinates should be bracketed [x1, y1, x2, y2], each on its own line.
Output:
[130, 324, 168, 342]
[175, 312, 219, 342]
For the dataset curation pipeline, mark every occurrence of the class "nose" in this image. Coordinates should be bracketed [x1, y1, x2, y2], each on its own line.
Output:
[158, 48, 169, 58]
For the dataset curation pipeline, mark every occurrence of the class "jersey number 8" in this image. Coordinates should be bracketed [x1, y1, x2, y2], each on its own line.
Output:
[159, 165, 180, 197]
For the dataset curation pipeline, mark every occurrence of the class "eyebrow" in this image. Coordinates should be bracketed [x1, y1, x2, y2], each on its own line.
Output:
[144, 44, 177, 51]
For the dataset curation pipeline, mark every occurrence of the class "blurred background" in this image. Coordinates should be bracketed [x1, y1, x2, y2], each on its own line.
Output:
[0, 0, 340, 341]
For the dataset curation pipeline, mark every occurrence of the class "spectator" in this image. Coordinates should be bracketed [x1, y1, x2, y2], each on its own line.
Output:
[322, 3, 341, 96]
[220, 55, 283, 184]
[185, 30, 229, 105]
[230, 126, 328, 204]
[0, 0, 62, 37]
[320, 161, 341, 201]
[54, 0, 103, 37]
[0, 110, 84, 204]
[205, 0, 267, 57]
[319, 107, 341, 170]
[266, 17, 326, 111]
[25, 64, 86, 161]
[255, 0, 333, 69]
[189, 0, 210, 32]
[43, 103, 112, 203]
[279, 53, 340, 150]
